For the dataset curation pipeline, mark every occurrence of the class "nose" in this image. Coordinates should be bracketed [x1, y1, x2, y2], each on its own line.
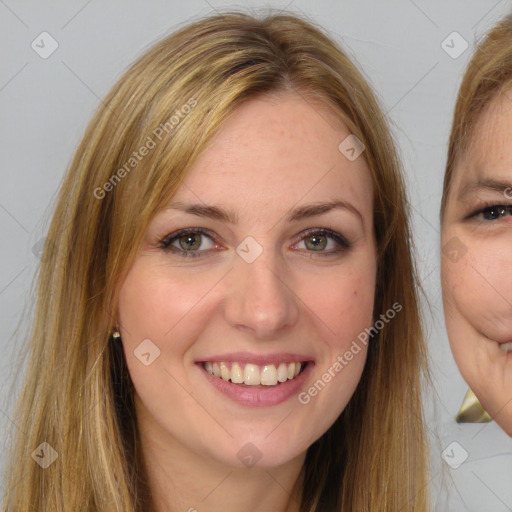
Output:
[223, 248, 300, 340]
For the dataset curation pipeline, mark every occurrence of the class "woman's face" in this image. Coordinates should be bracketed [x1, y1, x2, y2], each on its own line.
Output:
[118, 91, 377, 469]
[441, 90, 512, 435]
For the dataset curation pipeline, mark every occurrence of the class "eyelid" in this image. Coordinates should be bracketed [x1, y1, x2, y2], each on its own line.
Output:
[158, 226, 350, 257]
[158, 227, 221, 257]
[291, 227, 350, 251]
[467, 202, 512, 220]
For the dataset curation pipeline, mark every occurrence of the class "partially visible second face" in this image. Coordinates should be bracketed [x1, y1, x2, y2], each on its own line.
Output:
[117, 91, 377, 471]
[441, 89, 512, 435]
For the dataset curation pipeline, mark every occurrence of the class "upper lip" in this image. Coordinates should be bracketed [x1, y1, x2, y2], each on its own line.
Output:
[195, 352, 314, 365]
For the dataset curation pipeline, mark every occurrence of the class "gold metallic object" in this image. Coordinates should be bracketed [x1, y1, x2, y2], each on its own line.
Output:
[455, 389, 492, 423]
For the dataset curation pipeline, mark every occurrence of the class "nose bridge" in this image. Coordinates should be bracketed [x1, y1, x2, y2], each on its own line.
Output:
[224, 240, 299, 338]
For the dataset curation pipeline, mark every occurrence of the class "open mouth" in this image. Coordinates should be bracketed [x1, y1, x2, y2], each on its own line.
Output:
[202, 360, 309, 387]
[499, 342, 512, 353]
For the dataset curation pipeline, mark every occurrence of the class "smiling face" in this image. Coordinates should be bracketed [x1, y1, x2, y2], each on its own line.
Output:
[117, 91, 377, 471]
[441, 89, 512, 435]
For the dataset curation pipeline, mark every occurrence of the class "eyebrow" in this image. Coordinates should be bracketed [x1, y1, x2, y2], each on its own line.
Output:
[165, 200, 363, 224]
[457, 178, 512, 201]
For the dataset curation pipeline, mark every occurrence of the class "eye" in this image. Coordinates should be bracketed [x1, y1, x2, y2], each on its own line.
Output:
[293, 228, 350, 254]
[158, 228, 220, 258]
[158, 227, 350, 259]
[472, 204, 512, 221]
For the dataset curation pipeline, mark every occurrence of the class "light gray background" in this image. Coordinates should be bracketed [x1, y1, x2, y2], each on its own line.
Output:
[1, 1, 511, 510]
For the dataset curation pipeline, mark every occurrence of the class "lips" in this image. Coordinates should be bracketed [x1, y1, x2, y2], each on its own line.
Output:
[195, 352, 314, 406]
[197, 358, 314, 407]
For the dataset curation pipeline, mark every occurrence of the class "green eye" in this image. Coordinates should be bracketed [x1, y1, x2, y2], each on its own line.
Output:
[295, 228, 350, 253]
[159, 228, 218, 258]
[304, 233, 328, 251]
[177, 232, 202, 250]
[158, 227, 351, 259]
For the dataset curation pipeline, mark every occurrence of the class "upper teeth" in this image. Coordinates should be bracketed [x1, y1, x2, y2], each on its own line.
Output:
[203, 361, 303, 386]
[499, 342, 512, 353]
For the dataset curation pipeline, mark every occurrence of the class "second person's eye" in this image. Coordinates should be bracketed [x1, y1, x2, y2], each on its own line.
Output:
[473, 204, 512, 221]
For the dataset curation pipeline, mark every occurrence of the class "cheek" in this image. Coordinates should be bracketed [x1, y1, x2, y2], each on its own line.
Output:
[324, 276, 374, 335]
[302, 259, 376, 355]
[117, 260, 224, 354]
[289, 262, 374, 435]
[442, 237, 512, 343]
[116, 261, 229, 425]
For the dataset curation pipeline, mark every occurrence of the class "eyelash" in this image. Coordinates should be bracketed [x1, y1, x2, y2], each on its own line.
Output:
[158, 228, 219, 258]
[469, 202, 512, 221]
[157, 227, 351, 258]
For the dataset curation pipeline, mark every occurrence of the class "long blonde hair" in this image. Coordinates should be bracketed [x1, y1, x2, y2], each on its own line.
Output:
[2, 11, 429, 511]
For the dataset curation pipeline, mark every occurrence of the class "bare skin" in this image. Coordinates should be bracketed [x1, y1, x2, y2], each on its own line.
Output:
[442, 89, 512, 436]
[118, 91, 377, 510]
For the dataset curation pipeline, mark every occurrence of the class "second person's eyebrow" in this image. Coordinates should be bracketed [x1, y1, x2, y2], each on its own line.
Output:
[458, 178, 512, 201]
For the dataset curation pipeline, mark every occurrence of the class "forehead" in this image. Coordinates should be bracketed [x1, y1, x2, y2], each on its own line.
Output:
[466, 91, 512, 167]
[454, 90, 512, 188]
[170, 92, 373, 212]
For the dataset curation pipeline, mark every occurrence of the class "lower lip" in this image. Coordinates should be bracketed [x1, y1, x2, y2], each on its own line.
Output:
[197, 362, 314, 407]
